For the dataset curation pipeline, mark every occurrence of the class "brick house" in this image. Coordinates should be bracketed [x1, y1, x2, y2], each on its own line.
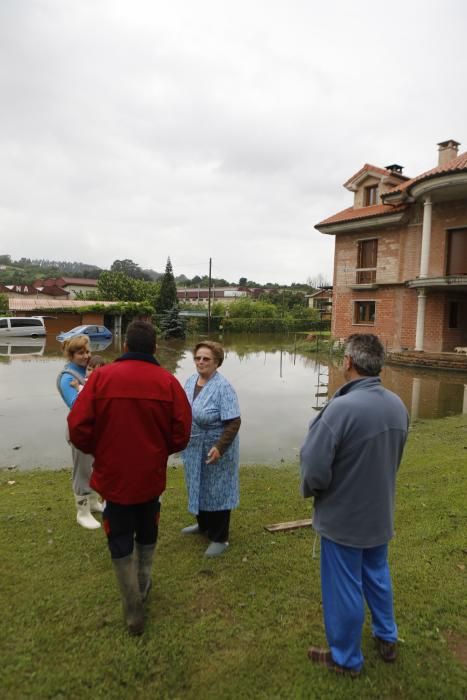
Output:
[315, 140, 467, 352]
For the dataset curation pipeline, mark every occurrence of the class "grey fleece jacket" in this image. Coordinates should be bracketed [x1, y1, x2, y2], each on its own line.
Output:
[300, 376, 409, 548]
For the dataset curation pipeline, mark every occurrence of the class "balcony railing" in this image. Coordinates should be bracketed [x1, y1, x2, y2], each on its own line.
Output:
[356, 268, 376, 284]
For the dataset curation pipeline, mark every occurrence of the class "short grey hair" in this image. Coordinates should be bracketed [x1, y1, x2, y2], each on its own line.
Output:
[345, 333, 385, 376]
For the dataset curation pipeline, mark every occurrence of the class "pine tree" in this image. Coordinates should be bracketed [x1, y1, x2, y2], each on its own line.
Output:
[160, 304, 186, 339]
[157, 257, 177, 313]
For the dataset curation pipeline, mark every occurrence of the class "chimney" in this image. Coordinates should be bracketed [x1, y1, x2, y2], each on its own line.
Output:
[385, 164, 404, 175]
[437, 139, 460, 167]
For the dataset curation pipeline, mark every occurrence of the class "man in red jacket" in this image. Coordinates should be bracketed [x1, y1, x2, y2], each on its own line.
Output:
[68, 320, 192, 635]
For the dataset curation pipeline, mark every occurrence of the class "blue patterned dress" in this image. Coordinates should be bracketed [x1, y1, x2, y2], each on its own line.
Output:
[183, 371, 240, 514]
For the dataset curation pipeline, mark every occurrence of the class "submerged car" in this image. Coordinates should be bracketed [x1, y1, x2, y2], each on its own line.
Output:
[56, 324, 113, 342]
[0, 316, 46, 337]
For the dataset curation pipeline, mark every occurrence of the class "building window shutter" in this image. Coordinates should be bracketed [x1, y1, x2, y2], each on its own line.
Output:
[447, 228, 467, 275]
[356, 239, 378, 283]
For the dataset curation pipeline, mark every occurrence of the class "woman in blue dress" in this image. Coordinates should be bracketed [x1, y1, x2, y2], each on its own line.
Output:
[182, 341, 241, 557]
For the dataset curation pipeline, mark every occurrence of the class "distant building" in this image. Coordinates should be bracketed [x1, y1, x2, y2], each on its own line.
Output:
[177, 286, 292, 305]
[306, 288, 333, 320]
[0, 283, 68, 299]
[177, 287, 249, 304]
[6, 297, 122, 336]
[33, 277, 98, 299]
[315, 139, 467, 352]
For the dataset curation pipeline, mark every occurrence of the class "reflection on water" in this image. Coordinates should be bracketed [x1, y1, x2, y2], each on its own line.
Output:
[0, 337, 46, 357]
[327, 362, 467, 421]
[0, 333, 466, 470]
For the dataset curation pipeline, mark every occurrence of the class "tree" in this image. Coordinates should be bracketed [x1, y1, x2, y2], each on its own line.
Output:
[307, 273, 332, 290]
[157, 257, 177, 313]
[160, 304, 186, 339]
[260, 289, 306, 312]
[97, 271, 140, 301]
[111, 259, 149, 280]
[0, 292, 8, 313]
[134, 279, 161, 307]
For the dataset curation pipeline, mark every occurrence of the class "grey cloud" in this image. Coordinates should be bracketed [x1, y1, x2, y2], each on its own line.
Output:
[1, 0, 467, 283]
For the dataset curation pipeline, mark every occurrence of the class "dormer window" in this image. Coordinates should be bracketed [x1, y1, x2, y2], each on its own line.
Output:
[364, 185, 378, 206]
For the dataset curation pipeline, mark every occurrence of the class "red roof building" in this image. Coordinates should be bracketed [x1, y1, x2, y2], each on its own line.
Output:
[32, 277, 98, 299]
[315, 140, 467, 353]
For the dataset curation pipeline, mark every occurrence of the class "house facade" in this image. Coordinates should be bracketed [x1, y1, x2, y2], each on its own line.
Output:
[315, 140, 467, 352]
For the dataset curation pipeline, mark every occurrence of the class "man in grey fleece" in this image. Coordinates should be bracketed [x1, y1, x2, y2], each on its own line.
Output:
[300, 333, 409, 677]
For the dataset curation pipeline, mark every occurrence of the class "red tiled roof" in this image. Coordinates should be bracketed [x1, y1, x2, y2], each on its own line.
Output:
[61, 277, 98, 286]
[33, 277, 98, 287]
[35, 285, 69, 297]
[343, 163, 408, 189]
[317, 202, 407, 227]
[33, 278, 63, 287]
[384, 151, 467, 196]
[8, 298, 120, 312]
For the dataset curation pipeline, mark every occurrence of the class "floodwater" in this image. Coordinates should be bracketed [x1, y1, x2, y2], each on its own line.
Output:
[1, 333, 466, 470]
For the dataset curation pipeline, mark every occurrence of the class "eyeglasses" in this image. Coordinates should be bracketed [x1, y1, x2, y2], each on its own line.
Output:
[194, 356, 213, 362]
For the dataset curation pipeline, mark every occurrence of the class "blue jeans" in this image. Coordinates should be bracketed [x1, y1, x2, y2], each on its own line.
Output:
[320, 536, 398, 671]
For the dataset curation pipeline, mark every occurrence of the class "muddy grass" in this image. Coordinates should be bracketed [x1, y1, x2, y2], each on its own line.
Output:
[0, 415, 466, 699]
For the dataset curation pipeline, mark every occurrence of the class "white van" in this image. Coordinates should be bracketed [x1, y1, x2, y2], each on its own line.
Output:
[0, 316, 46, 337]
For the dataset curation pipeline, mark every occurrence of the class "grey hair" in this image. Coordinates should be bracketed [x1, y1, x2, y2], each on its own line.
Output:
[345, 334, 385, 376]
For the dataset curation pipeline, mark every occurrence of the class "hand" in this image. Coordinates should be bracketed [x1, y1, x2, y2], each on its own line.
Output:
[206, 446, 220, 464]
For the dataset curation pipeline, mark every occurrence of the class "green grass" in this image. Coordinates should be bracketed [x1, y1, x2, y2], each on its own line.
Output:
[1, 416, 466, 699]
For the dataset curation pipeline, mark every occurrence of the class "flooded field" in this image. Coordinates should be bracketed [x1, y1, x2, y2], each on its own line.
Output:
[1, 333, 466, 470]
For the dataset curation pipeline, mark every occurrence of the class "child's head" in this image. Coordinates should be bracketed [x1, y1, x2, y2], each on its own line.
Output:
[86, 355, 106, 377]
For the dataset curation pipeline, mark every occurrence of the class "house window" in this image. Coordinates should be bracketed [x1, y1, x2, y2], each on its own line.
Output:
[354, 301, 375, 324]
[364, 185, 378, 206]
[449, 302, 459, 328]
[447, 228, 467, 275]
[356, 238, 378, 283]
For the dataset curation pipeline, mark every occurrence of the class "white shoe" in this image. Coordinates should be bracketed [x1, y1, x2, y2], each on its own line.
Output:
[204, 542, 229, 557]
[181, 524, 201, 534]
[74, 494, 101, 529]
[89, 491, 105, 513]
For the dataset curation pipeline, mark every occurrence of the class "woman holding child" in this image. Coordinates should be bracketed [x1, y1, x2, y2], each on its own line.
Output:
[57, 335, 105, 529]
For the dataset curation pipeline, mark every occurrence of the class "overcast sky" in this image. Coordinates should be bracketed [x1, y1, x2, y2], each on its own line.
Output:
[1, 1, 466, 285]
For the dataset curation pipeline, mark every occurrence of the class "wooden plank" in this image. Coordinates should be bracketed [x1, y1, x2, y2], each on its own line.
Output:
[264, 518, 312, 533]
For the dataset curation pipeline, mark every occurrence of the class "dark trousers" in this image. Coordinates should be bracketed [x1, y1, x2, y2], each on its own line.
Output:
[196, 509, 230, 543]
[103, 497, 161, 559]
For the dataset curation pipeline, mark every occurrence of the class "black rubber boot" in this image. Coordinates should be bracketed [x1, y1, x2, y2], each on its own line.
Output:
[112, 553, 145, 635]
[135, 543, 156, 602]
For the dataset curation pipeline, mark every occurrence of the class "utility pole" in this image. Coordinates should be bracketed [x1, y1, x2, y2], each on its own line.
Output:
[207, 257, 212, 333]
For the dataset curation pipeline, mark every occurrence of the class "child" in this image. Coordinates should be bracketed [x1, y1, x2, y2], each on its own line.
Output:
[71, 355, 106, 391]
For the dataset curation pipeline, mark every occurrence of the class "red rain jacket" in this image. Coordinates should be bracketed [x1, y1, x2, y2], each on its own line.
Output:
[68, 353, 192, 504]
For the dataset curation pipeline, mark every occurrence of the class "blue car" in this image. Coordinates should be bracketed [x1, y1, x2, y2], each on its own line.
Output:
[57, 324, 113, 342]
